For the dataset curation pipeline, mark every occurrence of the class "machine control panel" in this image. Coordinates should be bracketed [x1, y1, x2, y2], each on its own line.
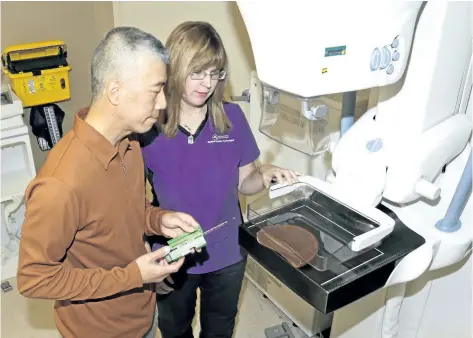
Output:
[371, 48, 382, 71]
[370, 35, 401, 75]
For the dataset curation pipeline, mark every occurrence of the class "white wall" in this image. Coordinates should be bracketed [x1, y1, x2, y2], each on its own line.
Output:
[113, 1, 255, 116]
[1, 1, 114, 171]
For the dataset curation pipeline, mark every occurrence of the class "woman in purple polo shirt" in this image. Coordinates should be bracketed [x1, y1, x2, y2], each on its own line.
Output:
[140, 21, 298, 338]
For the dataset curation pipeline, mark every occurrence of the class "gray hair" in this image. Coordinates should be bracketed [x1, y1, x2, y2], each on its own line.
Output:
[91, 26, 169, 100]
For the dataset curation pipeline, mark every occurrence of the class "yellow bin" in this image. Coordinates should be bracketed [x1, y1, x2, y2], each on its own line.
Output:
[1, 40, 72, 107]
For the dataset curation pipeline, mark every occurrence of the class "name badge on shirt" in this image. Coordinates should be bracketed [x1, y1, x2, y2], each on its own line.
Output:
[207, 133, 235, 144]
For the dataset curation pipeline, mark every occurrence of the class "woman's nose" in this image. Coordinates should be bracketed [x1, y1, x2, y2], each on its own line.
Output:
[202, 74, 212, 87]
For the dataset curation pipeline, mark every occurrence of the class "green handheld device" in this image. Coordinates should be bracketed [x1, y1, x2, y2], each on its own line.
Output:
[164, 226, 207, 263]
[164, 219, 232, 263]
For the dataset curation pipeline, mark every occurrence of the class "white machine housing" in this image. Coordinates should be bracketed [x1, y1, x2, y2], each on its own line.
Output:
[1, 83, 37, 281]
[331, 2, 472, 206]
[237, 1, 423, 98]
[1, 83, 23, 129]
[238, 1, 472, 207]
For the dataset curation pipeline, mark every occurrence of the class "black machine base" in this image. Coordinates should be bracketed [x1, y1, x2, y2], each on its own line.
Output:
[239, 204, 425, 314]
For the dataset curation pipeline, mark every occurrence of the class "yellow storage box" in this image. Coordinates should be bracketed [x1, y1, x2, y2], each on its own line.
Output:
[1, 40, 72, 107]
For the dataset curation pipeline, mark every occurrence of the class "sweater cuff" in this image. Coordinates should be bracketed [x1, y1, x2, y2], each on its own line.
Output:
[125, 261, 143, 290]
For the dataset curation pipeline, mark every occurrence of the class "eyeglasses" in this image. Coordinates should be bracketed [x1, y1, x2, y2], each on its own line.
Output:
[189, 70, 227, 81]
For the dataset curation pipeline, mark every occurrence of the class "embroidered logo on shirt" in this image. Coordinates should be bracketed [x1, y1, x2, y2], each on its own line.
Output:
[208, 133, 235, 144]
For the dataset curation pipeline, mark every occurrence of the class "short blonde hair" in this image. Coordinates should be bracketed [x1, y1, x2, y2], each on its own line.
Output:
[162, 21, 231, 137]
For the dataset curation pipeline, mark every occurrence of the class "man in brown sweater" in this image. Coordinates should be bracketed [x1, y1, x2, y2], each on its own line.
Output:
[17, 27, 198, 338]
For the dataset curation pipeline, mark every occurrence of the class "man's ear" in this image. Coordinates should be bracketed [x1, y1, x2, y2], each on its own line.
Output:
[105, 80, 120, 106]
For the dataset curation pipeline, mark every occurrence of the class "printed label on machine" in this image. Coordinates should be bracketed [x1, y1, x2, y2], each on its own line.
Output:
[324, 45, 347, 57]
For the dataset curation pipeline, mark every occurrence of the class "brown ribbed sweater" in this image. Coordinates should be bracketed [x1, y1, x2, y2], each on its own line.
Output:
[17, 110, 167, 337]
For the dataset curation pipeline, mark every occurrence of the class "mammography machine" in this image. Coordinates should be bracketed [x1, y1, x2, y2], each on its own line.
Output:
[235, 2, 472, 337]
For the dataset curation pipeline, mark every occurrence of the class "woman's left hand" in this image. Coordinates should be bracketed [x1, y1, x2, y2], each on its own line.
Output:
[259, 164, 300, 189]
